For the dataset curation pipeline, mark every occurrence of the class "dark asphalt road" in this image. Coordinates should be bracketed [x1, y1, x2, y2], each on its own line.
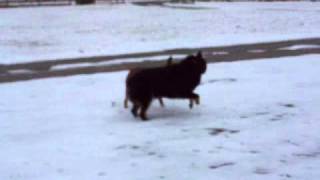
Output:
[1, 37, 320, 84]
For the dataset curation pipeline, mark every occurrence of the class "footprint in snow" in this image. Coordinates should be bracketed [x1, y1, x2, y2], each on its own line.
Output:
[279, 103, 296, 108]
[209, 162, 235, 169]
[207, 128, 240, 136]
[200, 78, 237, 85]
[254, 168, 271, 175]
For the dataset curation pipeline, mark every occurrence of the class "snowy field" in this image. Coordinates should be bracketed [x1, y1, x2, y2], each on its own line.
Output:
[1, 55, 320, 180]
[0, 2, 320, 64]
[1, 1, 320, 179]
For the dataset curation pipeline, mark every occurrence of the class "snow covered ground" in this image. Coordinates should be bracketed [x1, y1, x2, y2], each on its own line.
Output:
[1, 1, 320, 179]
[0, 2, 320, 64]
[1, 55, 320, 180]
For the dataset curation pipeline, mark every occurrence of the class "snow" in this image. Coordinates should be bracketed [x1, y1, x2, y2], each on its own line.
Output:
[0, 2, 320, 64]
[1, 55, 320, 180]
[7, 69, 35, 74]
[247, 49, 265, 53]
[279, 44, 320, 51]
[50, 54, 185, 70]
[1, 1, 320, 179]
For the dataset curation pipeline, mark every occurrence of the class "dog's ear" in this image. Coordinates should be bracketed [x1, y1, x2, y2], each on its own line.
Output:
[167, 56, 173, 66]
[196, 51, 203, 59]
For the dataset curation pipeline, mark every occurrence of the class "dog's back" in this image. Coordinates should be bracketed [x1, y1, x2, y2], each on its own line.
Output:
[127, 56, 203, 100]
[125, 51, 207, 120]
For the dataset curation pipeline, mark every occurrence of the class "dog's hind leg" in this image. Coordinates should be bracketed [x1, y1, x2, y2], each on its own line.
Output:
[124, 98, 129, 108]
[131, 102, 140, 117]
[140, 98, 152, 121]
[124, 88, 129, 108]
[158, 98, 164, 107]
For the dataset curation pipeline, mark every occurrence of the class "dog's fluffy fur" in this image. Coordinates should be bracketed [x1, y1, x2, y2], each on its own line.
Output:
[124, 57, 173, 108]
[126, 51, 207, 120]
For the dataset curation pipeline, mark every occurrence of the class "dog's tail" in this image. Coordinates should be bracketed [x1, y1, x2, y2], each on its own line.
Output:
[124, 86, 129, 108]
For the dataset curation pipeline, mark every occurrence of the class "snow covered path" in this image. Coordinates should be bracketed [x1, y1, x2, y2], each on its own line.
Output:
[1, 55, 320, 180]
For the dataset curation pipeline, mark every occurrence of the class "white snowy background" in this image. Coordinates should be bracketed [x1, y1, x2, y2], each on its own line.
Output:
[1, 55, 320, 180]
[1, 2, 320, 180]
[0, 2, 320, 63]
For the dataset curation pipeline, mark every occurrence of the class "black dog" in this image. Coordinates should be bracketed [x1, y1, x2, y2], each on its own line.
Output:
[126, 51, 207, 120]
[124, 56, 197, 109]
[124, 57, 173, 109]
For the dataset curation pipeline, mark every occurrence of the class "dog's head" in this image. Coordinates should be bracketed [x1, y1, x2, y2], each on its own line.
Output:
[166, 56, 173, 66]
[195, 51, 207, 74]
[179, 51, 207, 74]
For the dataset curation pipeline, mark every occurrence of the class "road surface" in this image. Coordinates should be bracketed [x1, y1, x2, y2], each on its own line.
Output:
[0, 38, 320, 83]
